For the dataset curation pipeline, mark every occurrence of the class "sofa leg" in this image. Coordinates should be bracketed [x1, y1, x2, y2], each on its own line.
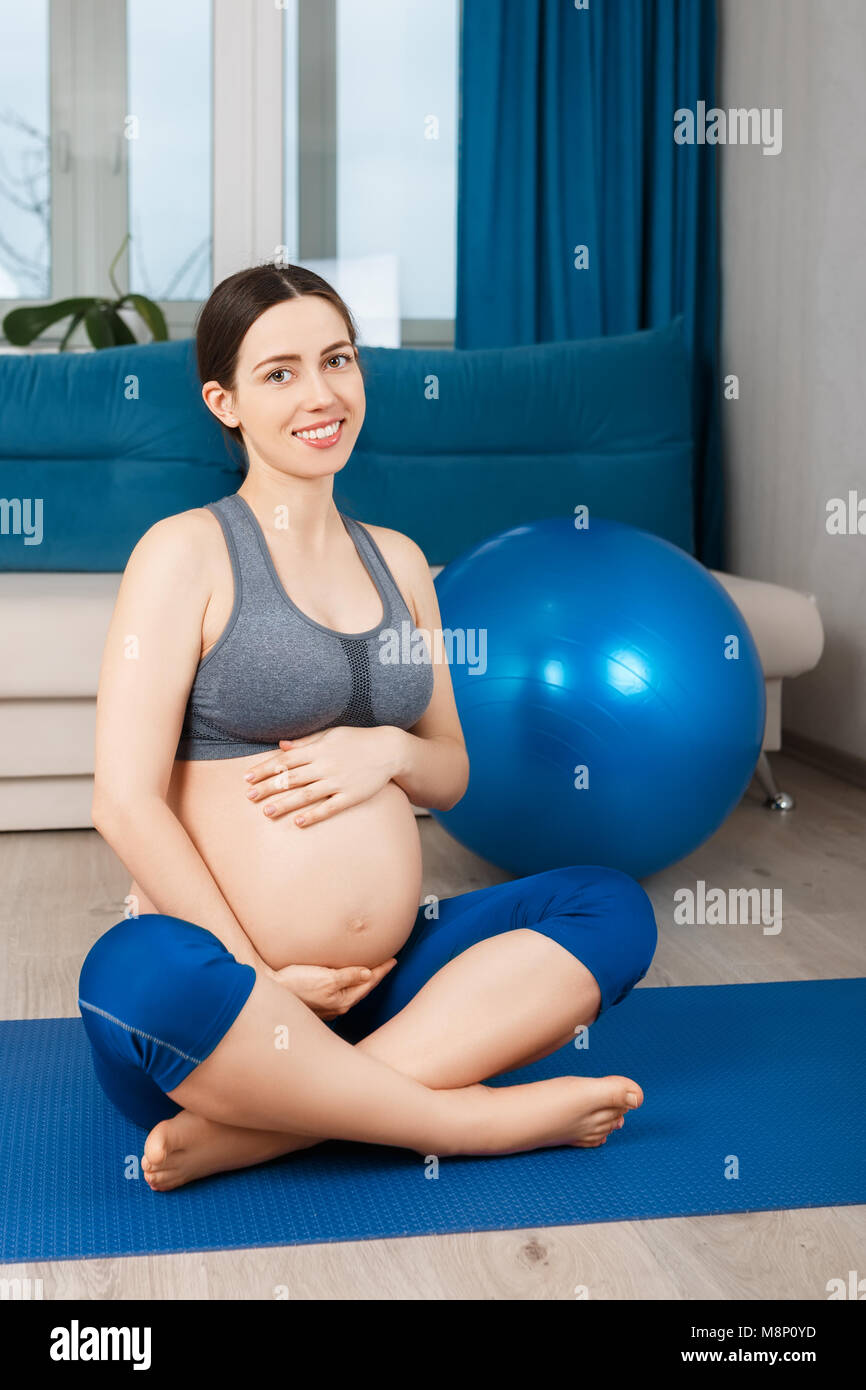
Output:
[755, 752, 796, 812]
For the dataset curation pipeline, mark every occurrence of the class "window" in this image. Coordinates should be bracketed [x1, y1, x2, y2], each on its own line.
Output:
[0, 0, 50, 299]
[0, 0, 459, 347]
[336, 0, 458, 325]
[127, 0, 212, 301]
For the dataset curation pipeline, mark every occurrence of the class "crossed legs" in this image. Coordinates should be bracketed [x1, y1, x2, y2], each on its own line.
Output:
[142, 928, 624, 1191]
[355, 925, 603, 1083]
[75, 866, 657, 1190]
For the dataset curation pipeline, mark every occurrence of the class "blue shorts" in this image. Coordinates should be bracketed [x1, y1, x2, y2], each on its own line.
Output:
[78, 865, 657, 1130]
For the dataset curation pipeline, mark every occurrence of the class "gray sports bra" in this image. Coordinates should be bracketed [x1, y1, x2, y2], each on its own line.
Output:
[175, 493, 434, 760]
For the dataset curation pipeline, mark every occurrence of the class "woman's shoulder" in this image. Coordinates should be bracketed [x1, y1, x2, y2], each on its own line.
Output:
[355, 518, 429, 576]
[353, 519, 433, 625]
[122, 503, 226, 588]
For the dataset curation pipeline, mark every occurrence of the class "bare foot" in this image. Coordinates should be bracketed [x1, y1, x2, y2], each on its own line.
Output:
[142, 1110, 317, 1192]
[465, 1074, 643, 1157]
[140, 1077, 642, 1189]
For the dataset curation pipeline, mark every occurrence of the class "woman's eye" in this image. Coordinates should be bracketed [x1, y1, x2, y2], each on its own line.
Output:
[267, 354, 351, 383]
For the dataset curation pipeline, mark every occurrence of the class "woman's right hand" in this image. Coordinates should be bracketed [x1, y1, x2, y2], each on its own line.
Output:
[267, 959, 398, 1020]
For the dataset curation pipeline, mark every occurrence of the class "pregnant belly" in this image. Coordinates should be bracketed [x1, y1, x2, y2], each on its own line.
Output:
[130, 753, 424, 970]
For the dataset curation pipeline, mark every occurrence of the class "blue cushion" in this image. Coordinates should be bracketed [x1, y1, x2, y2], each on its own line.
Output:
[343, 317, 695, 562]
[0, 319, 694, 571]
[0, 339, 241, 571]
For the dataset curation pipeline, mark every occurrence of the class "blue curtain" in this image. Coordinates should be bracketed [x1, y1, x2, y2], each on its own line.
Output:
[456, 0, 722, 569]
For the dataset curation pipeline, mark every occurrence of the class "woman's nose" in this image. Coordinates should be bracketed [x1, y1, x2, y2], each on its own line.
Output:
[298, 373, 341, 409]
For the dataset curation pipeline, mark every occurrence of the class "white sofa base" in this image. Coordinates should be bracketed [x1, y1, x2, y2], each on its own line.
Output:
[0, 775, 96, 832]
[0, 568, 824, 832]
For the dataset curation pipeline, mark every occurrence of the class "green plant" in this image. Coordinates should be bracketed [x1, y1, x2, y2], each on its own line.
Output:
[2, 234, 168, 349]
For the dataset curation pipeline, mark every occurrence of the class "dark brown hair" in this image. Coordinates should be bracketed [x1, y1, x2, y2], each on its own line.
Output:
[195, 261, 365, 470]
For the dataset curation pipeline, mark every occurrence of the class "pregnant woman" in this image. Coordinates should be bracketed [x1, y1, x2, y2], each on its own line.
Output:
[79, 262, 657, 1192]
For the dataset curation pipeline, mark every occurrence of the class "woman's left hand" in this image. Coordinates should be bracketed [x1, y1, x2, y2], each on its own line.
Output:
[242, 725, 403, 826]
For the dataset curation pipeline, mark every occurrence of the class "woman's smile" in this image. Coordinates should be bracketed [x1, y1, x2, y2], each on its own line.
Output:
[291, 417, 346, 448]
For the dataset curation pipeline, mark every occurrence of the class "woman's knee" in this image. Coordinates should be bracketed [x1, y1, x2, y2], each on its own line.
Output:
[78, 913, 256, 1119]
[604, 868, 657, 966]
[79, 912, 255, 1052]
[80, 913, 202, 1013]
[594, 869, 659, 1006]
[556, 863, 658, 988]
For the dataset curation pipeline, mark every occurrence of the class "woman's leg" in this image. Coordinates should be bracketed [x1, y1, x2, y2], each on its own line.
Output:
[340, 865, 659, 1089]
[79, 914, 643, 1191]
[144, 867, 645, 1192]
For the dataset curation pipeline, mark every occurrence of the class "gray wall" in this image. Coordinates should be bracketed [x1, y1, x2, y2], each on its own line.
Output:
[718, 0, 866, 763]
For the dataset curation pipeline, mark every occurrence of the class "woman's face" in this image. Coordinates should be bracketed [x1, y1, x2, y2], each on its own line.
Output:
[203, 294, 366, 480]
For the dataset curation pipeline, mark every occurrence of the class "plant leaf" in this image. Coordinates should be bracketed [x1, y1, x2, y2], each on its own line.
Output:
[124, 293, 169, 341]
[2, 298, 96, 346]
[103, 307, 138, 345]
[84, 304, 116, 349]
[58, 309, 87, 352]
[108, 234, 131, 300]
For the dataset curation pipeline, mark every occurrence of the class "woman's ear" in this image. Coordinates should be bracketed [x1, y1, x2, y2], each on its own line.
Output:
[201, 379, 237, 429]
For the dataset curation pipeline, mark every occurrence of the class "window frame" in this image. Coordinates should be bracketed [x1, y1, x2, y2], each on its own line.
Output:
[0, 0, 458, 349]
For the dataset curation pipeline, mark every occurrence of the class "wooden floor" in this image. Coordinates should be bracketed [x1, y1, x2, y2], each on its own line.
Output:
[1, 750, 863, 1300]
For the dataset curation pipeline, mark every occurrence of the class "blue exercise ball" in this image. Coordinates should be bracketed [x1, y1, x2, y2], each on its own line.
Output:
[430, 517, 765, 880]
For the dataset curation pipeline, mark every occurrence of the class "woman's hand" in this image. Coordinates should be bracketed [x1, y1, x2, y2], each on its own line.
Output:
[268, 958, 398, 1020]
[242, 726, 404, 826]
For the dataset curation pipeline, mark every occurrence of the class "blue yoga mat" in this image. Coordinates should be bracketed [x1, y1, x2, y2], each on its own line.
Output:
[1, 979, 864, 1263]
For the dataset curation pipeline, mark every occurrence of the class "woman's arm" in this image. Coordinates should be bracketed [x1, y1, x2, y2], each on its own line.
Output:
[90, 511, 273, 975]
[376, 531, 470, 813]
[387, 726, 468, 814]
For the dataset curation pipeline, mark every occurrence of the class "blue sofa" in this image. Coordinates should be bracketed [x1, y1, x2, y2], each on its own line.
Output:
[0, 318, 822, 829]
[0, 317, 695, 571]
